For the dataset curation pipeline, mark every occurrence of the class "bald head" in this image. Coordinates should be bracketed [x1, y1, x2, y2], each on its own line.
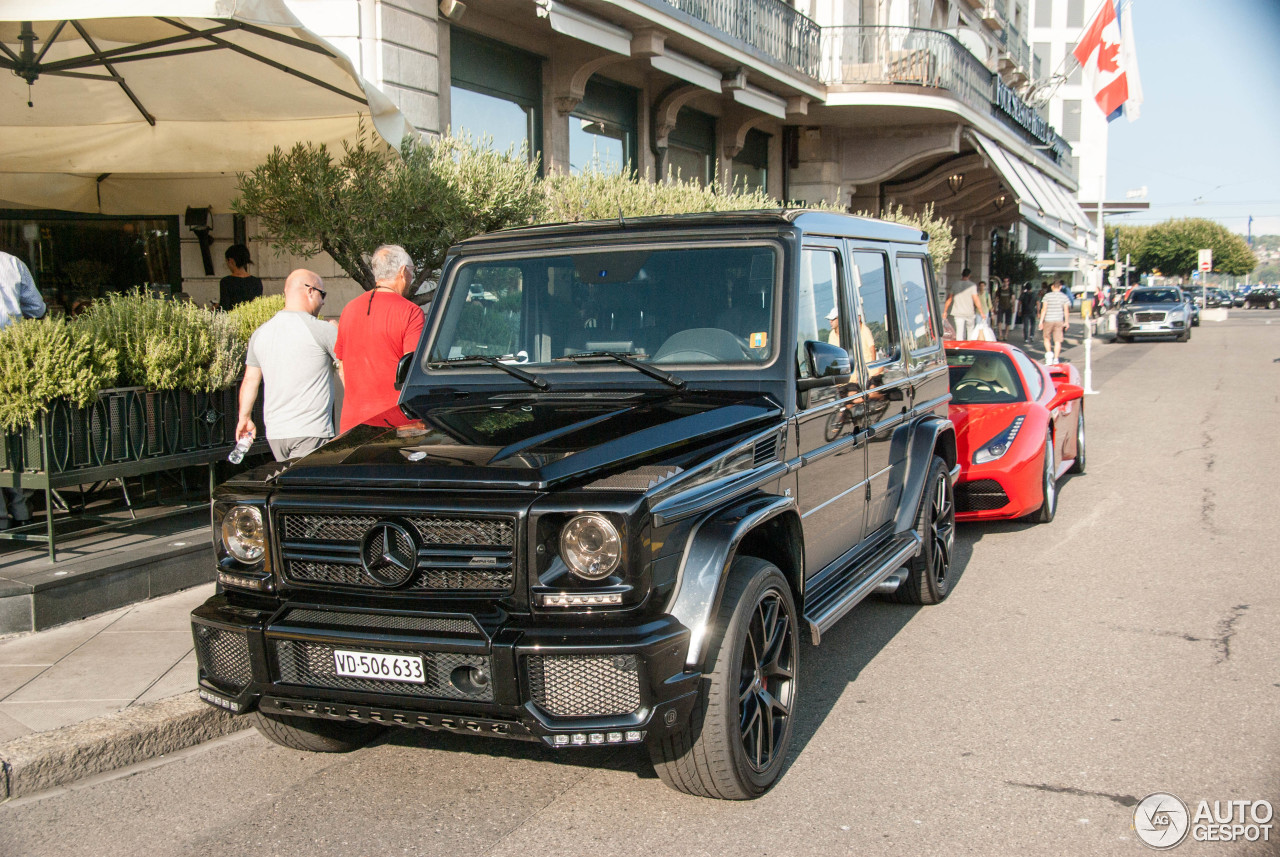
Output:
[283, 269, 325, 316]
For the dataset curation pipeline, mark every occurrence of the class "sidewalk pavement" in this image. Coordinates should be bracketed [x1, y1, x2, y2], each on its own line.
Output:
[0, 583, 245, 800]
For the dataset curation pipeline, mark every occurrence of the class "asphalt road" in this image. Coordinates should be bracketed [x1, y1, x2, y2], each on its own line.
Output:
[4, 312, 1278, 857]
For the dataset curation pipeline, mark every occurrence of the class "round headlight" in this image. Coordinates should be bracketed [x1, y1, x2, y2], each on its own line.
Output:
[560, 513, 621, 580]
[221, 506, 265, 563]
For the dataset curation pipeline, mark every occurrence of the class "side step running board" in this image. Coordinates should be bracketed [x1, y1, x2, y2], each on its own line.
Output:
[803, 533, 921, 645]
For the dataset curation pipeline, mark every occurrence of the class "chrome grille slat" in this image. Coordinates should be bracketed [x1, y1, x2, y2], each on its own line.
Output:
[277, 512, 516, 594]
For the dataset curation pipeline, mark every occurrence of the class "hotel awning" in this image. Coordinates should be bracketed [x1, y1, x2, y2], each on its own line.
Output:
[969, 131, 1093, 253]
[0, 1, 414, 214]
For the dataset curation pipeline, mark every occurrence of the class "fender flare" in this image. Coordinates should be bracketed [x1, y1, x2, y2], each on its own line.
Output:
[892, 416, 957, 535]
[664, 493, 799, 670]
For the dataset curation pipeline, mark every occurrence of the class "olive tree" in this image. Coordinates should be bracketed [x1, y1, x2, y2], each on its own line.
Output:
[234, 128, 543, 290]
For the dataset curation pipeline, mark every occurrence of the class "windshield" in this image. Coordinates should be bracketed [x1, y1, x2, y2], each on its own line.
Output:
[1129, 289, 1181, 303]
[428, 244, 779, 369]
[947, 350, 1026, 404]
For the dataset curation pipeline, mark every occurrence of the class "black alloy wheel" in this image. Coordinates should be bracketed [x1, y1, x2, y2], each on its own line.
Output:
[649, 556, 798, 799]
[890, 455, 955, 605]
[738, 586, 796, 774]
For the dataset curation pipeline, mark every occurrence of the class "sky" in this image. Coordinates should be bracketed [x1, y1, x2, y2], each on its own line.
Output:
[1104, 0, 1280, 238]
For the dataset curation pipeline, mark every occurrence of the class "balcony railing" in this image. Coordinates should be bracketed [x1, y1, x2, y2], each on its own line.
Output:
[820, 26, 1070, 166]
[644, 0, 822, 78]
[820, 26, 994, 116]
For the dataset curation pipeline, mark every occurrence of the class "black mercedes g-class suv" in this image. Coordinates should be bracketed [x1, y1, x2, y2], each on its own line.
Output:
[192, 210, 958, 799]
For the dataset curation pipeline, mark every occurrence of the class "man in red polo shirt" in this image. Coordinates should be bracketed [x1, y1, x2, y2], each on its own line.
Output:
[335, 244, 425, 432]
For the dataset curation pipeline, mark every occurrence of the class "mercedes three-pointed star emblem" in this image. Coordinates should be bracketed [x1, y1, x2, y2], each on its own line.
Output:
[359, 521, 418, 587]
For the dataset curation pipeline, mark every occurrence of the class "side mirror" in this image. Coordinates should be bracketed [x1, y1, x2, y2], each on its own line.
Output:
[798, 340, 852, 391]
[1046, 383, 1084, 411]
[394, 353, 414, 391]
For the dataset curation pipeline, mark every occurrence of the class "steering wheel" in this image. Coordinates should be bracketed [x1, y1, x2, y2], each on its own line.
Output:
[954, 378, 998, 394]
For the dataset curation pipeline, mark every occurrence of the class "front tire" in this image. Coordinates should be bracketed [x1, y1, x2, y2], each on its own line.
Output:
[1032, 432, 1058, 523]
[251, 710, 382, 753]
[890, 455, 955, 605]
[650, 556, 798, 800]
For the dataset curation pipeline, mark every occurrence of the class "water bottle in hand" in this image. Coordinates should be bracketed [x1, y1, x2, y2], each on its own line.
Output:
[228, 433, 254, 464]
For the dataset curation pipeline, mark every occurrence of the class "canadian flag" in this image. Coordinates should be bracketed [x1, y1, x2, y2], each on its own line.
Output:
[1073, 1, 1143, 122]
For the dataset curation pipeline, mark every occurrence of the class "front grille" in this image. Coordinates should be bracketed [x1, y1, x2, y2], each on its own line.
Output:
[272, 639, 494, 702]
[955, 479, 1010, 512]
[278, 512, 516, 595]
[282, 609, 479, 635]
[1134, 311, 1165, 323]
[527, 654, 641, 718]
[193, 624, 253, 691]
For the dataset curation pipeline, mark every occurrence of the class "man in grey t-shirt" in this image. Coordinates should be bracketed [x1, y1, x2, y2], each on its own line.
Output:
[943, 267, 984, 340]
[236, 269, 338, 461]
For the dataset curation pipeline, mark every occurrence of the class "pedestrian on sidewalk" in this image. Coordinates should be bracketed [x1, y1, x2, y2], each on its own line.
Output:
[335, 244, 425, 431]
[1, 250, 45, 529]
[235, 269, 338, 461]
[994, 277, 1016, 340]
[1038, 280, 1072, 365]
[1018, 282, 1037, 343]
[944, 267, 983, 340]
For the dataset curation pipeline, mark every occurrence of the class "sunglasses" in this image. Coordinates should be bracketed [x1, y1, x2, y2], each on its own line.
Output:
[306, 283, 327, 299]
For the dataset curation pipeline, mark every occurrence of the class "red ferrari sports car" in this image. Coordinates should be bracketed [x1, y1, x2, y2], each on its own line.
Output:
[945, 341, 1085, 522]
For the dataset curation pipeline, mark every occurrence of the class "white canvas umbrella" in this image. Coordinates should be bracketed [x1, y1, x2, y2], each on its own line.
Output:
[0, 0, 415, 213]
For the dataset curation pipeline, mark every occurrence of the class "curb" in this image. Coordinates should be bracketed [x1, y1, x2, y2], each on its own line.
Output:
[0, 691, 249, 801]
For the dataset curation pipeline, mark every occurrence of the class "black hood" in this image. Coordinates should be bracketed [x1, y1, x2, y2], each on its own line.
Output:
[277, 389, 781, 491]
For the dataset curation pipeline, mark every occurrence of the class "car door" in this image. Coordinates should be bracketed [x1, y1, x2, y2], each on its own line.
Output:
[848, 246, 912, 538]
[792, 243, 872, 578]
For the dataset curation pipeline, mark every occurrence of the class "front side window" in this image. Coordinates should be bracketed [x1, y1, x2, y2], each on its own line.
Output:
[896, 254, 940, 352]
[429, 245, 779, 369]
[796, 248, 843, 378]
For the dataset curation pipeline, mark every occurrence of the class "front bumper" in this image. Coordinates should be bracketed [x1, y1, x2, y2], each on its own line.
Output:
[191, 595, 700, 748]
[954, 452, 1042, 521]
[1116, 316, 1187, 337]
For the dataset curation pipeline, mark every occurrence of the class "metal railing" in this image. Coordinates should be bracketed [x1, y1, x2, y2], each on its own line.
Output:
[997, 20, 1032, 75]
[819, 26, 995, 115]
[643, 0, 822, 78]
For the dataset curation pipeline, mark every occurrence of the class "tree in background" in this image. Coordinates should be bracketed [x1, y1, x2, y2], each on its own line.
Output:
[234, 128, 542, 290]
[988, 246, 1040, 285]
[1131, 218, 1255, 278]
[236, 132, 957, 288]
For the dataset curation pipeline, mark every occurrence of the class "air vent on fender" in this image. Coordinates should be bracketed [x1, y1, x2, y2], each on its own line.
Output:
[753, 435, 778, 467]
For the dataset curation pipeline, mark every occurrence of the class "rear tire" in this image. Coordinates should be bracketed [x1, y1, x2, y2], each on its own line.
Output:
[1068, 409, 1086, 474]
[251, 710, 382, 753]
[890, 455, 954, 605]
[649, 556, 798, 800]
[1117, 334, 1132, 343]
[1032, 432, 1058, 523]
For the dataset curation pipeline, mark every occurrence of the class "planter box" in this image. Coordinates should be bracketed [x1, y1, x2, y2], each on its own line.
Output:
[0, 385, 265, 560]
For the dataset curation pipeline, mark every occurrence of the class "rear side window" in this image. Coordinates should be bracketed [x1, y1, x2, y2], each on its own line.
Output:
[851, 250, 900, 366]
[896, 255, 939, 352]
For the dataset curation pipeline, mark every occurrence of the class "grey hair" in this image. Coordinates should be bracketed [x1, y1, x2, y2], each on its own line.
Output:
[370, 244, 414, 282]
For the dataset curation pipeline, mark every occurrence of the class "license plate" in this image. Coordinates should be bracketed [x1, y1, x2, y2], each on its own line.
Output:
[333, 649, 426, 684]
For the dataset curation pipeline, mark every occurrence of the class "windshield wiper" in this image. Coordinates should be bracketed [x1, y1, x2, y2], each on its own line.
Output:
[554, 351, 685, 390]
[429, 355, 549, 390]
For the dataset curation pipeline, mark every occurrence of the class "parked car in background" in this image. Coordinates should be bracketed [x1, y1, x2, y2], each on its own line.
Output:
[1232, 287, 1249, 308]
[1204, 288, 1233, 308]
[945, 342, 1084, 523]
[1116, 287, 1195, 342]
[1246, 286, 1280, 309]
